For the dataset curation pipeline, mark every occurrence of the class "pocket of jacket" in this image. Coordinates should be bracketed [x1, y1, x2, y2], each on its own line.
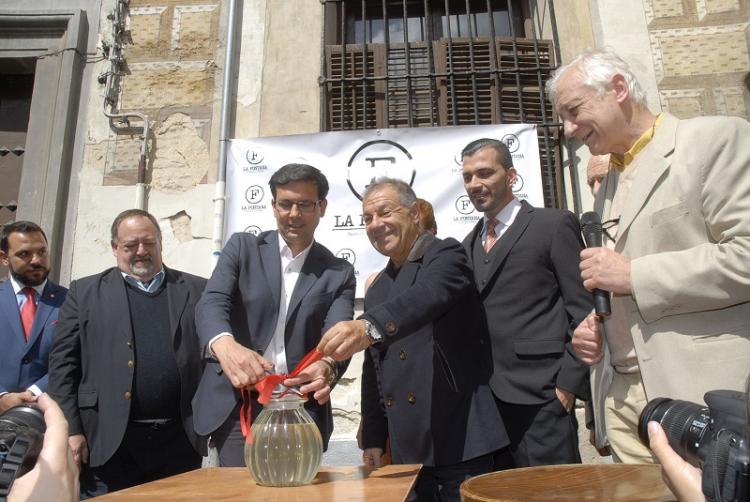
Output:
[514, 339, 564, 356]
[434, 343, 458, 393]
[77, 389, 98, 408]
[649, 201, 689, 228]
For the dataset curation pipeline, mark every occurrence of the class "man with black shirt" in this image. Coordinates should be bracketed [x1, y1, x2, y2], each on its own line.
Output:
[49, 209, 206, 497]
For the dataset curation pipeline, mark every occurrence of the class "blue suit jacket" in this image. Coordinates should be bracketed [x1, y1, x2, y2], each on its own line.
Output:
[0, 279, 67, 394]
[192, 231, 355, 447]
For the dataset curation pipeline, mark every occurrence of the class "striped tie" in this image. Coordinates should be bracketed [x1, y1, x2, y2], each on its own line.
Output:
[484, 218, 499, 252]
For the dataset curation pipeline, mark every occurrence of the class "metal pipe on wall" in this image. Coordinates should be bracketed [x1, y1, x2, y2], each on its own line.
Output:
[102, 0, 150, 210]
[211, 0, 239, 268]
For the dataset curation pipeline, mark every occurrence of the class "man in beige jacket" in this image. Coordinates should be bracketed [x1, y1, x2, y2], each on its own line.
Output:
[547, 49, 750, 463]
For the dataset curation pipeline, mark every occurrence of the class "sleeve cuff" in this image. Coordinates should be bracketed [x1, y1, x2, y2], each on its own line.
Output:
[207, 332, 234, 358]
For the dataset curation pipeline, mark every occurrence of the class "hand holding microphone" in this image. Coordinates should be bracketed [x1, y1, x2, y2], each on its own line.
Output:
[579, 212, 632, 315]
[580, 212, 611, 317]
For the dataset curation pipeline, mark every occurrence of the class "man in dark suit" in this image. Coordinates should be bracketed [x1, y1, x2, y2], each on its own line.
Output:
[49, 209, 206, 498]
[192, 163, 355, 466]
[318, 178, 507, 502]
[0, 221, 66, 414]
[461, 138, 593, 468]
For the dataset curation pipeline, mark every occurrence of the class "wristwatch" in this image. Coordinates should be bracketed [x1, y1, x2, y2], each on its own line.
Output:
[363, 319, 383, 346]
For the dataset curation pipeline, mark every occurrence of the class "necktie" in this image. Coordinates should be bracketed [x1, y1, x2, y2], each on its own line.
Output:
[20, 287, 37, 341]
[484, 218, 499, 252]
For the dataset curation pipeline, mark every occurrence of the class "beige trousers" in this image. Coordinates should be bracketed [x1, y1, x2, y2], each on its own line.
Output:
[604, 371, 658, 464]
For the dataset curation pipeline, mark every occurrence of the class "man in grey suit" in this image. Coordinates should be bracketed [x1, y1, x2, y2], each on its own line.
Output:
[547, 49, 750, 463]
[49, 209, 207, 497]
[192, 163, 355, 466]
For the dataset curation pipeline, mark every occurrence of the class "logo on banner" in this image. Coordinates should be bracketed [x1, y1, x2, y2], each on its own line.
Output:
[346, 140, 415, 200]
[245, 185, 264, 204]
[242, 185, 268, 212]
[244, 225, 261, 235]
[246, 149, 264, 165]
[243, 149, 268, 173]
[455, 195, 475, 215]
[513, 173, 525, 194]
[502, 134, 520, 153]
[336, 248, 356, 264]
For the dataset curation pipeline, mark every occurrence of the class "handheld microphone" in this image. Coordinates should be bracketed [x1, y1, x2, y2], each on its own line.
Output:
[580, 211, 611, 317]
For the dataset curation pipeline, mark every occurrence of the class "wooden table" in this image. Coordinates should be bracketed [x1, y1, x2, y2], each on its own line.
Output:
[461, 464, 677, 502]
[92, 464, 421, 501]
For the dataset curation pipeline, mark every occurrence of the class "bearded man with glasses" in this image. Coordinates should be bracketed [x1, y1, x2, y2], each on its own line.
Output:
[192, 163, 356, 466]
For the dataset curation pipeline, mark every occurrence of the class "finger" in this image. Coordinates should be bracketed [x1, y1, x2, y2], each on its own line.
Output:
[313, 387, 331, 405]
[36, 394, 71, 467]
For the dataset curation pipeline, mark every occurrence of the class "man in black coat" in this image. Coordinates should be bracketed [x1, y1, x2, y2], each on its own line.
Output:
[319, 178, 507, 502]
[49, 209, 206, 497]
[461, 138, 593, 468]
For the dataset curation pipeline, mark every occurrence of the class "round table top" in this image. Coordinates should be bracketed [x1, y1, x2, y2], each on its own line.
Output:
[460, 464, 676, 502]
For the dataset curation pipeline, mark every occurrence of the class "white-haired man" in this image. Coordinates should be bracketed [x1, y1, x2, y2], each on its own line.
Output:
[546, 49, 750, 463]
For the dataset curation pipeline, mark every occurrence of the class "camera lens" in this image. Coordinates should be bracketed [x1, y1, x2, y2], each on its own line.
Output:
[638, 397, 710, 467]
[0, 404, 46, 479]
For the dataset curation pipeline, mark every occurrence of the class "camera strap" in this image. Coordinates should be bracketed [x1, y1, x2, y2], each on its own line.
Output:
[0, 434, 32, 499]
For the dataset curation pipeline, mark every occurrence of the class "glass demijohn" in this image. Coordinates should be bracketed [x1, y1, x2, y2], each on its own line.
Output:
[244, 395, 323, 487]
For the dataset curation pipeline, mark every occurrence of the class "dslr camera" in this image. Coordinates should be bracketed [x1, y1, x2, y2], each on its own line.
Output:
[0, 404, 45, 498]
[639, 389, 749, 502]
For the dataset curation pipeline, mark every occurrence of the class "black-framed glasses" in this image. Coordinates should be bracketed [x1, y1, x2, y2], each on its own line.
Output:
[602, 217, 620, 243]
[274, 199, 321, 214]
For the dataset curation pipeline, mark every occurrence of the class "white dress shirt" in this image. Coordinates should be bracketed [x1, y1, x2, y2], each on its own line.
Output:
[482, 197, 522, 246]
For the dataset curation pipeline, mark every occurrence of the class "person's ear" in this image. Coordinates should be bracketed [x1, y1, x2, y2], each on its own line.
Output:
[611, 74, 629, 104]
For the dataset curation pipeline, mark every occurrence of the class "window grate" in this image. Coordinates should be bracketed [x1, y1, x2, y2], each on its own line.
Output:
[321, 0, 573, 210]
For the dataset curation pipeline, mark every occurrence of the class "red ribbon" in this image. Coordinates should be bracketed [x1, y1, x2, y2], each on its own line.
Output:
[240, 348, 325, 444]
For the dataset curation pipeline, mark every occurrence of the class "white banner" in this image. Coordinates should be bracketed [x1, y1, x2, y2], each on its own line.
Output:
[226, 124, 542, 297]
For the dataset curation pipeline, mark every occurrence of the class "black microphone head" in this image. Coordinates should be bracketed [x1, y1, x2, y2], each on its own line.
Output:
[580, 211, 603, 247]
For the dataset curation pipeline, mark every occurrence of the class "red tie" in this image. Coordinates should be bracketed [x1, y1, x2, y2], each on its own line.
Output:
[20, 287, 37, 341]
[484, 218, 499, 252]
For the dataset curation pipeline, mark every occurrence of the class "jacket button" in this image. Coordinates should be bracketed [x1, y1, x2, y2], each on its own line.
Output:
[127, 341, 133, 348]
[124, 391, 132, 400]
[399, 350, 407, 360]
[127, 360, 134, 369]
[481, 279, 486, 284]
[385, 397, 394, 407]
[384, 321, 396, 334]
[21, 357, 30, 364]
[407, 393, 416, 404]
[484, 259, 490, 264]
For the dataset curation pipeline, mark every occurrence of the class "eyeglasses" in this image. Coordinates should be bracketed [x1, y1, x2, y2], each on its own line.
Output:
[274, 199, 321, 214]
[602, 217, 620, 243]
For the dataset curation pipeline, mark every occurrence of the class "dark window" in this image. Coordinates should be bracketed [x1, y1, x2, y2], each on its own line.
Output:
[321, 0, 568, 209]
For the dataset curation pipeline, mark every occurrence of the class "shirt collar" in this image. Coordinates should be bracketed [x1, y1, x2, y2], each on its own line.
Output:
[121, 268, 165, 293]
[485, 197, 521, 231]
[10, 275, 46, 298]
[278, 236, 313, 263]
[610, 113, 664, 171]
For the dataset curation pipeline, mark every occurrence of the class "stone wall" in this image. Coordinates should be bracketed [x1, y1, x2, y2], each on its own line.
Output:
[644, 0, 750, 119]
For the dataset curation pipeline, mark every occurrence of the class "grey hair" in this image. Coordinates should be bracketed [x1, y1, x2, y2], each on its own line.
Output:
[362, 177, 417, 208]
[546, 49, 647, 107]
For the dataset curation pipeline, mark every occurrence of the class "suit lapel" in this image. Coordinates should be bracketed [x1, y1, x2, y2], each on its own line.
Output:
[260, 232, 282, 316]
[286, 243, 322, 324]
[478, 201, 533, 294]
[463, 220, 484, 265]
[614, 114, 677, 249]
[101, 269, 134, 343]
[25, 282, 60, 349]
[165, 267, 188, 343]
[0, 281, 24, 343]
